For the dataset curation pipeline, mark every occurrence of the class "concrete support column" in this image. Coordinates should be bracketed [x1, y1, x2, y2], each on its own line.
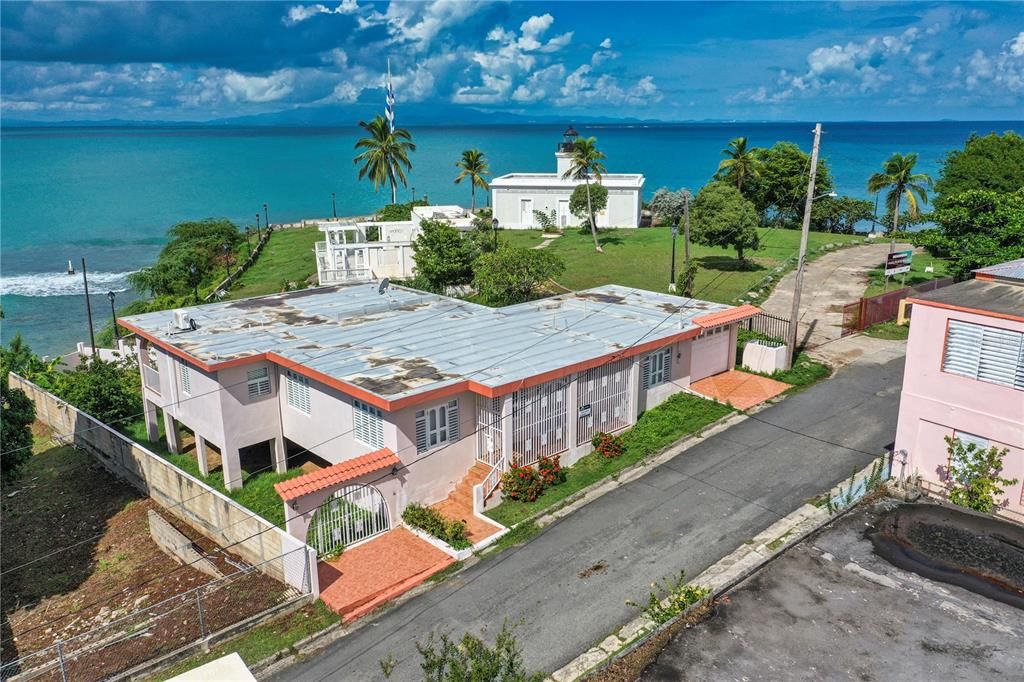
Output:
[273, 437, 288, 474]
[222, 442, 244, 491]
[629, 357, 642, 425]
[143, 398, 160, 442]
[195, 435, 210, 477]
[500, 393, 514, 470]
[564, 373, 583, 466]
[163, 412, 181, 454]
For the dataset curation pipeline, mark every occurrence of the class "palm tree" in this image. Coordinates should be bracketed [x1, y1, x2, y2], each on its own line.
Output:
[353, 115, 415, 204]
[454, 149, 490, 212]
[716, 137, 761, 193]
[561, 136, 608, 252]
[866, 152, 933, 240]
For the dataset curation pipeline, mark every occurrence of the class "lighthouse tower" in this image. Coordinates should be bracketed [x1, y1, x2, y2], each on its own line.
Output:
[555, 125, 579, 177]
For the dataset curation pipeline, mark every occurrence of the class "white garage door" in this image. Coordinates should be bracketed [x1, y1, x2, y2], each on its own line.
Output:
[691, 326, 731, 381]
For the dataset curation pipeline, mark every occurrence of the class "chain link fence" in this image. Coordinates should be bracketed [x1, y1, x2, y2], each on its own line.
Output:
[1, 548, 311, 682]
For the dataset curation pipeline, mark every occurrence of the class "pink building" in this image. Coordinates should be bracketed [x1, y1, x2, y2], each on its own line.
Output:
[894, 259, 1024, 519]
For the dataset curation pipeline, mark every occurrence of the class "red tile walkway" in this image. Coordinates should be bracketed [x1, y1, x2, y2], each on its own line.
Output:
[690, 369, 791, 410]
[432, 462, 503, 545]
[318, 528, 453, 621]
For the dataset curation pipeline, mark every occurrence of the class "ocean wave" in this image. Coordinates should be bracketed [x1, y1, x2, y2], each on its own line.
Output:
[0, 270, 137, 297]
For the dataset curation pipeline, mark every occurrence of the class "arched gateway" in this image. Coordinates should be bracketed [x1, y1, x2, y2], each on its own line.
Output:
[307, 484, 390, 556]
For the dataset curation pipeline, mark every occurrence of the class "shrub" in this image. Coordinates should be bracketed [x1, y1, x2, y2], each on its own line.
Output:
[944, 436, 1019, 514]
[592, 432, 624, 459]
[538, 456, 566, 486]
[501, 464, 546, 502]
[402, 503, 472, 550]
[629, 571, 712, 625]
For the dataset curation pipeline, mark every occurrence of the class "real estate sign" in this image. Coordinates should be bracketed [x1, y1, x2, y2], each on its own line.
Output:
[885, 250, 913, 276]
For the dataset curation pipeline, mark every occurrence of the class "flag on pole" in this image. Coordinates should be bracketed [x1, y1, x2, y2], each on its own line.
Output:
[385, 58, 395, 133]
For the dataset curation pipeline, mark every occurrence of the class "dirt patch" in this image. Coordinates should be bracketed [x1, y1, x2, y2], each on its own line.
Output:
[1, 429, 289, 681]
[869, 503, 1024, 609]
[579, 561, 608, 579]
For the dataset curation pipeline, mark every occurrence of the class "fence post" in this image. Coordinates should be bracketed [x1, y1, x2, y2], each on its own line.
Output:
[55, 641, 68, 682]
[196, 591, 207, 639]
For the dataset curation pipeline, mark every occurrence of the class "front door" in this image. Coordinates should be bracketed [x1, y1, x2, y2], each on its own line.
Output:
[520, 199, 533, 227]
[557, 200, 569, 228]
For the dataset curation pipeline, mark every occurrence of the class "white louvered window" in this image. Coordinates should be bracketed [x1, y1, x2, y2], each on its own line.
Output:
[642, 346, 672, 389]
[942, 320, 1024, 391]
[246, 367, 271, 400]
[415, 399, 459, 453]
[950, 431, 991, 483]
[285, 370, 311, 414]
[179, 361, 192, 395]
[353, 399, 384, 449]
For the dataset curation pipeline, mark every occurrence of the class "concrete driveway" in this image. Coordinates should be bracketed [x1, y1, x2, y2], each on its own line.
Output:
[274, 356, 905, 682]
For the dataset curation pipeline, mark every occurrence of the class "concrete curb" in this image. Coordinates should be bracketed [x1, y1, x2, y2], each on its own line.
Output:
[548, 456, 888, 682]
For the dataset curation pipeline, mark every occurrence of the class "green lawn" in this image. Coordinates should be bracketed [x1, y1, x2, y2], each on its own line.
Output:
[121, 417, 304, 527]
[862, 321, 910, 340]
[863, 252, 951, 298]
[227, 227, 321, 300]
[501, 227, 863, 304]
[484, 393, 734, 528]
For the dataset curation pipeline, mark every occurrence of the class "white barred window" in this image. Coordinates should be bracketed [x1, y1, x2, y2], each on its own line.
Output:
[285, 371, 310, 414]
[246, 367, 272, 400]
[353, 399, 385, 449]
[943, 320, 1024, 390]
[179, 361, 192, 395]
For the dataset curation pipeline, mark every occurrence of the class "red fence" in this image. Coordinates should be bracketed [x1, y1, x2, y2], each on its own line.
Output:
[841, 277, 955, 336]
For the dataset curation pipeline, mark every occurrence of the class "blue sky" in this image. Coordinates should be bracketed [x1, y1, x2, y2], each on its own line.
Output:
[1, 1, 1021, 123]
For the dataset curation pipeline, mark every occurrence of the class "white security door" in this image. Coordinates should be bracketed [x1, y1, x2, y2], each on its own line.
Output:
[557, 200, 569, 227]
[520, 199, 533, 227]
[691, 326, 731, 381]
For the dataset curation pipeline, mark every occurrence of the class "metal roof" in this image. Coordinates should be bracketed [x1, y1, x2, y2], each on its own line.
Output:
[912, 279, 1024, 320]
[122, 283, 742, 403]
[490, 173, 644, 189]
[973, 258, 1024, 283]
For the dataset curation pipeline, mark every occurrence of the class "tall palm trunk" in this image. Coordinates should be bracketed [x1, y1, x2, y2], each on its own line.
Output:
[471, 183, 476, 212]
[890, 192, 901, 253]
[585, 177, 602, 253]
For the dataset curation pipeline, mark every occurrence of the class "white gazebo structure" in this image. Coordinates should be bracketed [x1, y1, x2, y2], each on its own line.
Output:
[490, 127, 645, 229]
[315, 205, 475, 284]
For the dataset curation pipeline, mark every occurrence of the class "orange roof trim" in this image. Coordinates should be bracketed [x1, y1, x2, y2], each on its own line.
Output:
[275, 448, 400, 502]
[693, 304, 760, 328]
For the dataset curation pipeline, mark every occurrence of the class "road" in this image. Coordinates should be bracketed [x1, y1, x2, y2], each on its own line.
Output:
[275, 356, 905, 681]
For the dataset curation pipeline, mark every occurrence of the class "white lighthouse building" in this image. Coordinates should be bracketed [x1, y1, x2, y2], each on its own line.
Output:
[490, 127, 645, 229]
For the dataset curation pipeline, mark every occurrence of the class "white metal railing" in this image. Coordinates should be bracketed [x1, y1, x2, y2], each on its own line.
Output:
[511, 379, 568, 467]
[318, 268, 374, 284]
[309, 484, 390, 556]
[142, 364, 161, 393]
[476, 396, 503, 468]
[576, 357, 632, 446]
[483, 462, 502, 500]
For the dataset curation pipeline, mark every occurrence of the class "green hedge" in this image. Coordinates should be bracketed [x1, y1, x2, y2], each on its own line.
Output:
[402, 502, 472, 549]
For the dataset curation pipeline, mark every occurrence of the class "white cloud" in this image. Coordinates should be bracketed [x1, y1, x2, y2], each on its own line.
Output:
[600, 37, 612, 49]
[383, 0, 487, 51]
[283, 1, 358, 26]
[957, 31, 1024, 93]
[219, 70, 295, 102]
[557, 65, 662, 107]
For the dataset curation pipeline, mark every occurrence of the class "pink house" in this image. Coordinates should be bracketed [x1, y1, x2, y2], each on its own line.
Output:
[894, 259, 1024, 519]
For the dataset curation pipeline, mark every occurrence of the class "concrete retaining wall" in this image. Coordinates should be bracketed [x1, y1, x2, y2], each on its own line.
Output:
[11, 373, 318, 596]
[148, 510, 223, 579]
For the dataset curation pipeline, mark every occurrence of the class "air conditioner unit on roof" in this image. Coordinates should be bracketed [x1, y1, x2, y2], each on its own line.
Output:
[172, 309, 197, 331]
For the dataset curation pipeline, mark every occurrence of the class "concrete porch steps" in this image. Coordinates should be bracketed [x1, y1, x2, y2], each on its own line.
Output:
[431, 462, 502, 545]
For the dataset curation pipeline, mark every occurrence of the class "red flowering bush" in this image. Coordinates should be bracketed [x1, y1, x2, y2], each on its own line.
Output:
[501, 464, 545, 502]
[592, 432, 624, 459]
[538, 456, 566, 486]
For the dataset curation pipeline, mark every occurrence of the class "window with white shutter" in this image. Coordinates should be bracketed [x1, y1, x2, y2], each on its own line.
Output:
[415, 399, 458, 453]
[285, 370, 311, 414]
[246, 367, 272, 400]
[942, 320, 1024, 391]
[643, 346, 672, 389]
[353, 399, 385, 449]
[179, 361, 192, 395]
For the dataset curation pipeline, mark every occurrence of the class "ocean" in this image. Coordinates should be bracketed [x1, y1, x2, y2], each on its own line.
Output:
[1, 120, 1018, 356]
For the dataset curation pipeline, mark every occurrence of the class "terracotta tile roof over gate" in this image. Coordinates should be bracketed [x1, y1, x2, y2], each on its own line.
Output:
[275, 448, 400, 502]
[693, 304, 760, 329]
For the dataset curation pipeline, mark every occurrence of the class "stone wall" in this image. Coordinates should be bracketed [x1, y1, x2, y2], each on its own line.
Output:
[10, 373, 318, 596]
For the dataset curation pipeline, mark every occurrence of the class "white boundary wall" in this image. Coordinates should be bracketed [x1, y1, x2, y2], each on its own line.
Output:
[10, 373, 319, 597]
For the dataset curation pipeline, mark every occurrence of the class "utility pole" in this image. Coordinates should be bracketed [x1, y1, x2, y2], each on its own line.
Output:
[786, 123, 822, 367]
[682, 189, 692, 296]
[331, 192, 337, 219]
[81, 258, 97, 357]
[669, 222, 678, 292]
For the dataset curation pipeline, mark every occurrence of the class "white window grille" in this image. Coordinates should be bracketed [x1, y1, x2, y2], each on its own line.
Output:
[642, 346, 672, 389]
[179, 361, 192, 395]
[285, 370, 311, 414]
[943, 320, 1024, 390]
[353, 399, 385, 449]
[415, 399, 459, 453]
[512, 379, 567, 466]
[476, 396, 503, 468]
[950, 430, 991, 483]
[246, 367, 272, 400]
[577, 357, 632, 445]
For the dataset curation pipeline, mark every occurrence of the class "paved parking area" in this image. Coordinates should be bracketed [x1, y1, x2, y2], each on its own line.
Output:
[690, 370, 790, 410]
[642, 502, 1024, 681]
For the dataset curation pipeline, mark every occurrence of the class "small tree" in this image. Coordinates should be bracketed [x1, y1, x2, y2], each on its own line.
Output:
[811, 195, 875, 233]
[381, 621, 543, 682]
[54, 358, 142, 425]
[1, 376, 36, 483]
[472, 247, 565, 306]
[648, 188, 688, 227]
[690, 182, 760, 263]
[944, 436, 1019, 514]
[412, 219, 477, 292]
[568, 183, 608, 233]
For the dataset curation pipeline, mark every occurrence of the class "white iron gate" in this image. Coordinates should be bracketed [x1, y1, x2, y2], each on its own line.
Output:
[476, 396, 504, 468]
[308, 484, 390, 556]
[577, 357, 632, 445]
[512, 379, 568, 467]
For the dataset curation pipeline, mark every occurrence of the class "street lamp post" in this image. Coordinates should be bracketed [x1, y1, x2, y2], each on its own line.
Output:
[491, 218, 499, 251]
[107, 291, 119, 341]
[244, 227, 253, 258]
[331, 192, 337, 219]
[412, 186, 416, 203]
[263, 203, 269, 230]
[255, 213, 262, 241]
[669, 223, 678, 292]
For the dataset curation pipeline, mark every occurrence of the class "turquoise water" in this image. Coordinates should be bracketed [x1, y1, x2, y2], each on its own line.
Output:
[1, 121, 1018, 355]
